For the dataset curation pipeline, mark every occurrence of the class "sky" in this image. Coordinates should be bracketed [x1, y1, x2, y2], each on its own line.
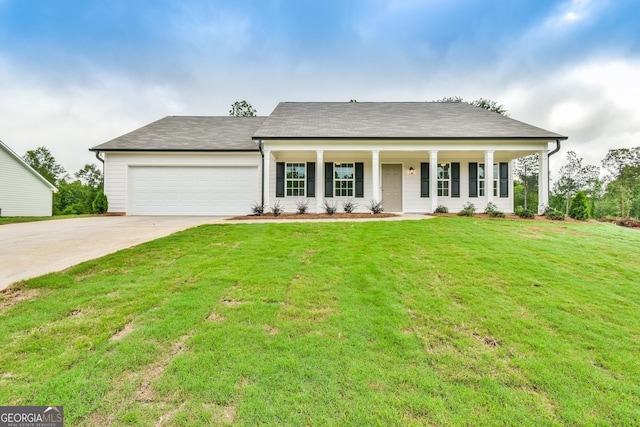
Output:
[1, 0, 639, 178]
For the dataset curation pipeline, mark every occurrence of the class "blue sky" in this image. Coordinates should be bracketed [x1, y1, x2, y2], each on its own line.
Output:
[1, 0, 639, 175]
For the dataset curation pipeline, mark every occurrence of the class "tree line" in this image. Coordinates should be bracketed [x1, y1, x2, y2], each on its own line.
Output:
[23, 146, 107, 215]
[514, 148, 640, 220]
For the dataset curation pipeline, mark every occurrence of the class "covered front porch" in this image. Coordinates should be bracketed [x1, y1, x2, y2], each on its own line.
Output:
[261, 144, 552, 214]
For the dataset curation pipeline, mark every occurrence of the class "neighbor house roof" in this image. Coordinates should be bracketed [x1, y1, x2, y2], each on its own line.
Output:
[252, 102, 567, 140]
[91, 116, 267, 152]
[0, 140, 57, 191]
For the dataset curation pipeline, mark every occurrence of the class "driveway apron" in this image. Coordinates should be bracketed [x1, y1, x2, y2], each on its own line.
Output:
[0, 216, 225, 290]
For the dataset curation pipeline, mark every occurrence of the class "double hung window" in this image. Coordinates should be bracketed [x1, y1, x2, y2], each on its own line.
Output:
[286, 163, 305, 196]
[437, 163, 450, 197]
[334, 163, 354, 197]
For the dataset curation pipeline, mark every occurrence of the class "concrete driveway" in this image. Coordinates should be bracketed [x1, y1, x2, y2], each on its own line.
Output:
[0, 216, 226, 290]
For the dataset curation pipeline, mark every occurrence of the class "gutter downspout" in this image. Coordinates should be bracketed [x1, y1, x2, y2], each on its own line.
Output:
[546, 139, 561, 208]
[258, 140, 265, 209]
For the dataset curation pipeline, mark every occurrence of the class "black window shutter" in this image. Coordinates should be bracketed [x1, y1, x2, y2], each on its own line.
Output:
[306, 162, 315, 198]
[451, 162, 460, 198]
[420, 163, 430, 198]
[276, 162, 285, 198]
[324, 162, 333, 198]
[469, 163, 478, 198]
[355, 162, 364, 198]
[500, 162, 509, 198]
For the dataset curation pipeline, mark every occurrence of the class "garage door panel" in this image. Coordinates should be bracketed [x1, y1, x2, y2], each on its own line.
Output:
[128, 166, 258, 215]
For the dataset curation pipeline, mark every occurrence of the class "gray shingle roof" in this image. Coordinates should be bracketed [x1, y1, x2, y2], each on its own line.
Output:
[252, 102, 567, 140]
[91, 116, 266, 151]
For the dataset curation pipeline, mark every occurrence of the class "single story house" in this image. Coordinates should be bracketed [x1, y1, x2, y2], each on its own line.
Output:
[0, 140, 57, 216]
[90, 102, 567, 216]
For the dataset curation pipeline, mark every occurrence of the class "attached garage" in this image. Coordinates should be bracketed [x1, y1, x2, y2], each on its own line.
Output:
[128, 165, 258, 215]
[91, 116, 266, 216]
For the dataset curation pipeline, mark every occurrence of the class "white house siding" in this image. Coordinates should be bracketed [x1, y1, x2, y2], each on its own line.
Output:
[268, 151, 377, 213]
[0, 147, 54, 216]
[104, 152, 261, 215]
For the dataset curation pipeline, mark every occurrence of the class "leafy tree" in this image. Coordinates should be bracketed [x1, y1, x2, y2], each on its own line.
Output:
[75, 163, 103, 189]
[349, 99, 358, 103]
[569, 191, 590, 220]
[514, 154, 539, 210]
[54, 180, 92, 215]
[552, 151, 599, 215]
[433, 96, 508, 116]
[229, 100, 257, 117]
[601, 147, 640, 218]
[23, 146, 67, 185]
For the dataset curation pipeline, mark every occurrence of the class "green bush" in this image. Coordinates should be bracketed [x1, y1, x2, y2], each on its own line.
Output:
[569, 191, 591, 220]
[92, 190, 109, 214]
[484, 202, 505, 218]
[434, 205, 449, 213]
[457, 202, 476, 217]
[515, 206, 535, 219]
[545, 208, 566, 221]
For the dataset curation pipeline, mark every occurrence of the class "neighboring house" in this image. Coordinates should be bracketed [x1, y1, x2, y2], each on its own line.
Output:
[0, 140, 57, 217]
[91, 102, 567, 216]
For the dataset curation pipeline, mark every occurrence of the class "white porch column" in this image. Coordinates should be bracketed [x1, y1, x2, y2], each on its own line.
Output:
[430, 150, 438, 212]
[316, 150, 324, 212]
[485, 150, 494, 205]
[371, 150, 380, 202]
[538, 150, 549, 214]
[263, 149, 271, 208]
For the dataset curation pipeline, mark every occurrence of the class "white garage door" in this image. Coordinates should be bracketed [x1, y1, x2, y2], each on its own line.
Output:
[128, 166, 258, 215]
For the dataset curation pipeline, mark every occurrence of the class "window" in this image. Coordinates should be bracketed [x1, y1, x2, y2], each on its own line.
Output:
[478, 163, 486, 197]
[334, 163, 354, 197]
[437, 163, 450, 197]
[286, 163, 305, 196]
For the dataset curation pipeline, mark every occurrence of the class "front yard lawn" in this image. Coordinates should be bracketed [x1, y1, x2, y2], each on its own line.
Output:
[1, 218, 639, 425]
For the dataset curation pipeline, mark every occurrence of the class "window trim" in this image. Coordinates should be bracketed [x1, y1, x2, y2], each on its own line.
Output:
[437, 163, 450, 197]
[334, 162, 355, 197]
[285, 162, 306, 197]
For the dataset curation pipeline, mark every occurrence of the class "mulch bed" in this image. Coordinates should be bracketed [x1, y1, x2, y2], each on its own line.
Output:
[228, 212, 398, 220]
[598, 217, 640, 229]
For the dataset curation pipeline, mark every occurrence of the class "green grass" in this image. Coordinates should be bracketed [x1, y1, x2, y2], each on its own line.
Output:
[1, 217, 639, 426]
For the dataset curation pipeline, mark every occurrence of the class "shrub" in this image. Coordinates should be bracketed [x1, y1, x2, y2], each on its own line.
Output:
[62, 203, 86, 215]
[545, 208, 566, 221]
[368, 200, 384, 214]
[569, 191, 590, 220]
[343, 199, 357, 214]
[92, 190, 108, 214]
[295, 200, 309, 214]
[271, 201, 284, 216]
[251, 201, 265, 216]
[515, 206, 535, 219]
[457, 202, 476, 217]
[323, 200, 337, 215]
[434, 205, 449, 213]
[484, 202, 505, 218]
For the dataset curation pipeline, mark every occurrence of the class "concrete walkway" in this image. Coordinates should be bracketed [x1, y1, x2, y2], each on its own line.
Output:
[0, 214, 432, 290]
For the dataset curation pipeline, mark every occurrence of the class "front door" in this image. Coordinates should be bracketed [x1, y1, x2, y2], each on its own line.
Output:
[382, 164, 402, 212]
